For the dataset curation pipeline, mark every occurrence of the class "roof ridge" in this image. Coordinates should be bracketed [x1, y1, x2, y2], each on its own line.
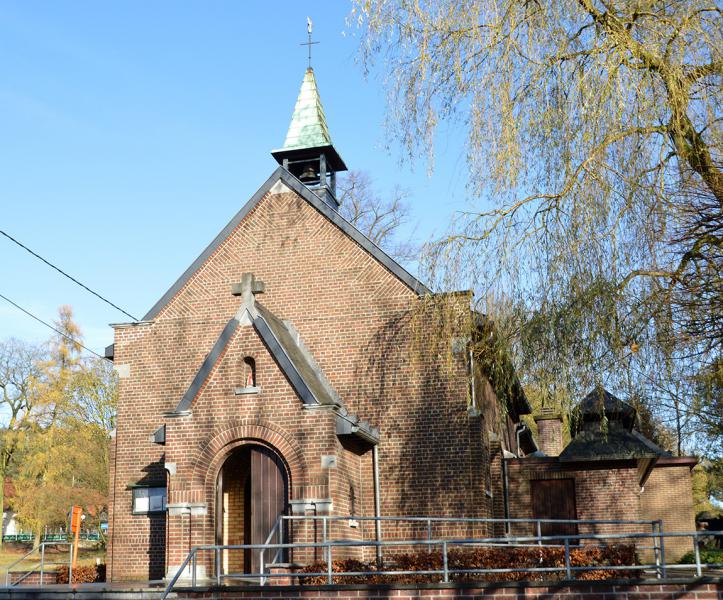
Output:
[138, 168, 429, 323]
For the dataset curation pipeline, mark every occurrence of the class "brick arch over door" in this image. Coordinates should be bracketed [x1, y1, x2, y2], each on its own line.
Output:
[193, 421, 307, 506]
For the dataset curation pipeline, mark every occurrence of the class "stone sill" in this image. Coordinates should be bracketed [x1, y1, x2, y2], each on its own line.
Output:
[234, 386, 261, 395]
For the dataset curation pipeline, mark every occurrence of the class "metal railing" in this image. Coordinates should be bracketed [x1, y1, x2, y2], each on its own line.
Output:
[268, 514, 663, 573]
[255, 514, 661, 579]
[2, 529, 101, 543]
[161, 521, 723, 600]
[277, 514, 662, 548]
[4, 541, 74, 587]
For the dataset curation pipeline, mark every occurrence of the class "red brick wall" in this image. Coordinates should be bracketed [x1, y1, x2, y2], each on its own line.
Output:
[641, 464, 696, 561]
[173, 581, 723, 599]
[504, 458, 697, 563]
[109, 186, 498, 580]
[534, 415, 563, 457]
[504, 459, 643, 539]
[8, 570, 58, 586]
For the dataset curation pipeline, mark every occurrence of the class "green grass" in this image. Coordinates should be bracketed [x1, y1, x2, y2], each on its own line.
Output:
[0, 543, 105, 572]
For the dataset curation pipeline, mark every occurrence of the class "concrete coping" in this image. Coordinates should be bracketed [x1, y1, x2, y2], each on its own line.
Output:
[534, 412, 562, 421]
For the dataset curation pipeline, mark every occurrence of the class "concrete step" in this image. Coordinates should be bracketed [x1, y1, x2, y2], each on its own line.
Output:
[0, 584, 164, 599]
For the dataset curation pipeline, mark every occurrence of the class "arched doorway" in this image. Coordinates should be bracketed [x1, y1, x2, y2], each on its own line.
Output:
[215, 444, 288, 576]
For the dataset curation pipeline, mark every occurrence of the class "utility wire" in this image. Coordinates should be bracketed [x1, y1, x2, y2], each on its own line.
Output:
[0, 229, 139, 322]
[0, 291, 108, 361]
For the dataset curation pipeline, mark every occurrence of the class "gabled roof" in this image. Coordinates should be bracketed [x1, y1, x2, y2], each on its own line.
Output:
[254, 302, 341, 408]
[169, 284, 379, 444]
[172, 299, 337, 413]
[142, 167, 429, 322]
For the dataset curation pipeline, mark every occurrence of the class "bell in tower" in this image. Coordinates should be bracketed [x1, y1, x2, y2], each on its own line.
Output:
[271, 22, 347, 208]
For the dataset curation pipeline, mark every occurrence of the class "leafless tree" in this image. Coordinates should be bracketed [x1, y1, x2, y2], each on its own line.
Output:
[338, 170, 418, 265]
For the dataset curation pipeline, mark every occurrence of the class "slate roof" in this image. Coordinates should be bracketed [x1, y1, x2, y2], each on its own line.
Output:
[254, 302, 341, 407]
[573, 387, 637, 432]
[559, 425, 671, 462]
[560, 387, 671, 462]
[472, 312, 532, 418]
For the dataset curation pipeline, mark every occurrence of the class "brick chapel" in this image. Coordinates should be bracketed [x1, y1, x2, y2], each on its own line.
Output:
[106, 66, 696, 582]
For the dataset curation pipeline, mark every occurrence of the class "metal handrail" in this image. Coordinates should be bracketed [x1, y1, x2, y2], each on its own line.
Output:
[281, 515, 660, 525]
[4, 541, 73, 587]
[258, 515, 284, 585]
[161, 528, 723, 599]
[287, 514, 661, 563]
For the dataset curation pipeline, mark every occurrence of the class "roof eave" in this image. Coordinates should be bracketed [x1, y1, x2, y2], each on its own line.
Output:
[271, 144, 347, 172]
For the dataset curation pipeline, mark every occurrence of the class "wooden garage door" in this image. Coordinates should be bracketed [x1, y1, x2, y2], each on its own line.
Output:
[530, 479, 578, 543]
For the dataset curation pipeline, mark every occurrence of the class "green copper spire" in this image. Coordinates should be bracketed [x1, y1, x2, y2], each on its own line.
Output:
[279, 67, 333, 151]
[271, 62, 347, 208]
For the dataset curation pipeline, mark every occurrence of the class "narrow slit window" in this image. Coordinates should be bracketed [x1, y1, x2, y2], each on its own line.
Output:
[243, 357, 256, 387]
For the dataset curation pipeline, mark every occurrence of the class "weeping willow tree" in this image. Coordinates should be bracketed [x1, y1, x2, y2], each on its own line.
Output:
[352, 1, 721, 454]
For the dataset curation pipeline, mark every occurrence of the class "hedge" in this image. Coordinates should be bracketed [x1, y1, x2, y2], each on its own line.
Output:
[679, 547, 723, 565]
[56, 563, 106, 584]
[298, 545, 638, 584]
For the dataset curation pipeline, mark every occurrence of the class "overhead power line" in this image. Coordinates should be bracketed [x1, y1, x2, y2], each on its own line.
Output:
[0, 291, 107, 361]
[0, 229, 139, 322]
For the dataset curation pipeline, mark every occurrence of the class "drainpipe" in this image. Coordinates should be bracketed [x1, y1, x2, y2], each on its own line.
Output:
[515, 425, 524, 457]
[502, 458, 510, 536]
[110, 427, 119, 580]
[372, 445, 382, 566]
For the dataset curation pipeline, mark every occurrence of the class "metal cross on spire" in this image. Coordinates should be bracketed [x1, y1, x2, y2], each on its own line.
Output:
[300, 17, 319, 69]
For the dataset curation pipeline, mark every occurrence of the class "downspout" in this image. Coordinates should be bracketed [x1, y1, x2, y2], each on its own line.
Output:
[515, 425, 524, 458]
[372, 444, 382, 566]
[110, 427, 119, 580]
[469, 347, 477, 410]
[502, 458, 510, 536]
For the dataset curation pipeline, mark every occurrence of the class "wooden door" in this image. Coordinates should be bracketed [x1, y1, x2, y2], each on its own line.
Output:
[247, 446, 288, 574]
[530, 479, 578, 543]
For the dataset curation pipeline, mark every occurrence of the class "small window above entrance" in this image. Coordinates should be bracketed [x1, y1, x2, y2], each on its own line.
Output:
[234, 357, 261, 395]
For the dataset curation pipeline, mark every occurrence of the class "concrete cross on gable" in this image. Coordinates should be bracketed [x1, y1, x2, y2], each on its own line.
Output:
[231, 273, 265, 306]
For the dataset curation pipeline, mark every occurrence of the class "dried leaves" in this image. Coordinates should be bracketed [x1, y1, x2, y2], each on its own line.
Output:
[298, 544, 638, 584]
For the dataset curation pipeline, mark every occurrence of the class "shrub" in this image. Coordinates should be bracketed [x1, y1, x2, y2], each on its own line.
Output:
[297, 545, 638, 584]
[679, 547, 723, 565]
[56, 563, 106, 584]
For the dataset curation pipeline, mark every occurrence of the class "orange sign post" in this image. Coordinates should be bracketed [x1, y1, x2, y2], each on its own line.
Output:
[70, 505, 83, 573]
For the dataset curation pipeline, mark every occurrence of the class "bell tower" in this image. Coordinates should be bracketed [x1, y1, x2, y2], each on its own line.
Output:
[271, 21, 347, 208]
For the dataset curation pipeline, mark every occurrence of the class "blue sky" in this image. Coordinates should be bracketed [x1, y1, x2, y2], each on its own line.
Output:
[0, 1, 472, 355]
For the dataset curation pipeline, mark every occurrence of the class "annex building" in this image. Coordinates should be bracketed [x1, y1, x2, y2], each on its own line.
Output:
[106, 66, 696, 582]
